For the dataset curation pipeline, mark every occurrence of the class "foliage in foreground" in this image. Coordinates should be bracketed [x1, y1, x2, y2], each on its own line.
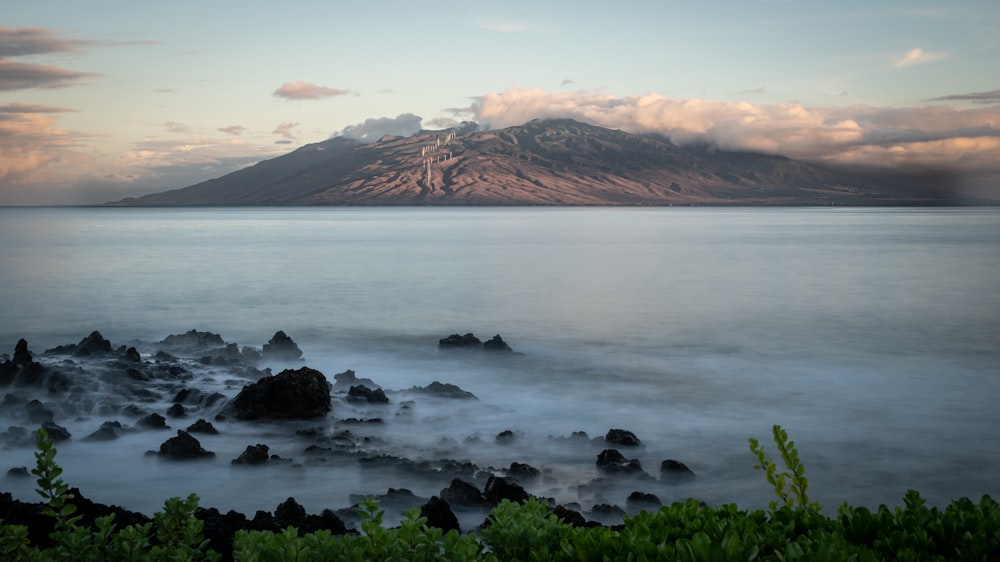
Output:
[2, 427, 998, 561]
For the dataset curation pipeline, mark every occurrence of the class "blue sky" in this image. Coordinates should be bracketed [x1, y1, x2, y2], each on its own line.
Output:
[2, 0, 998, 204]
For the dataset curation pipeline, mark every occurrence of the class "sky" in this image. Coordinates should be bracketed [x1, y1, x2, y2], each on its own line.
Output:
[2, 0, 999, 204]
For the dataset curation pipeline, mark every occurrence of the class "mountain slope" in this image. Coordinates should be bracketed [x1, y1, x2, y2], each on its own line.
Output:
[111, 119, 953, 206]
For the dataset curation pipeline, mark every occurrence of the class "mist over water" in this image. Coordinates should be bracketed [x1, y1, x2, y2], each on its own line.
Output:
[1, 207, 998, 521]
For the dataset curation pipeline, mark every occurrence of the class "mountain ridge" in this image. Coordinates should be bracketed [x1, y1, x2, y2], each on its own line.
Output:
[109, 119, 961, 206]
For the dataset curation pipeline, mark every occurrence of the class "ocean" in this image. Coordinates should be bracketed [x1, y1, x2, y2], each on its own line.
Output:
[1, 206, 998, 521]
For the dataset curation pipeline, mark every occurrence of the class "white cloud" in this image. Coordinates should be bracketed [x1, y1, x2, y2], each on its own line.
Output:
[272, 122, 299, 139]
[892, 47, 948, 68]
[337, 113, 423, 142]
[273, 81, 351, 100]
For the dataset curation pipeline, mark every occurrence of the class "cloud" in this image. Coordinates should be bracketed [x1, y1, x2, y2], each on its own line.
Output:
[927, 89, 1000, 104]
[273, 81, 351, 100]
[272, 122, 299, 139]
[0, 103, 93, 203]
[218, 125, 246, 135]
[336, 113, 423, 142]
[560, 79, 573, 87]
[0, 59, 97, 90]
[0, 26, 155, 56]
[274, 140, 293, 145]
[469, 87, 1000, 180]
[165, 121, 192, 133]
[892, 48, 948, 68]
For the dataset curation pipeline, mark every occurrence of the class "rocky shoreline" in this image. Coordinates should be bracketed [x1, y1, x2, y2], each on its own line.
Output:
[2, 329, 700, 555]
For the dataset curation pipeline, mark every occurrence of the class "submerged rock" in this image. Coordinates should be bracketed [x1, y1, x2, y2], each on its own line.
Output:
[347, 385, 389, 404]
[160, 330, 226, 350]
[596, 449, 646, 476]
[158, 430, 214, 459]
[482, 334, 512, 352]
[409, 381, 477, 400]
[420, 496, 460, 533]
[261, 330, 302, 361]
[605, 428, 642, 448]
[438, 333, 481, 349]
[660, 459, 696, 483]
[74, 331, 113, 357]
[232, 444, 270, 465]
[484, 476, 529, 505]
[227, 367, 331, 420]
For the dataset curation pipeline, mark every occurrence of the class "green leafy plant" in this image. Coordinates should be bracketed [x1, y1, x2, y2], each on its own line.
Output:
[32, 428, 81, 530]
[749, 424, 822, 512]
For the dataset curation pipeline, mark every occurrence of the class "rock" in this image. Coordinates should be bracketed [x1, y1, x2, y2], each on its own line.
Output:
[74, 331, 113, 357]
[626, 491, 662, 510]
[484, 476, 529, 505]
[166, 403, 186, 418]
[186, 419, 218, 434]
[408, 381, 477, 399]
[605, 428, 642, 447]
[439, 478, 487, 507]
[438, 333, 481, 349]
[25, 400, 54, 424]
[274, 497, 306, 528]
[227, 367, 331, 420]
[84, 421, 124, 442]
[261, 331, 302, 361]
[483, 334, 512, 352]
[124, 347, 141, 363]
[506, 462, 541, 482]
[13, 339, 33, 365]
[6, 466, 30, 478]
[160, 330, 225, 350]
[232, 444, 270, 465]
[552, 505, 593, 528]
[347, 385, 389, 404]
[591, 503, 626, 521]
[158, 430, 214, 459]
[41, 421, 71, 442]
[137, 413, 168, 429]
[420, 496, 460, 533]
[660, 459, 696, 484]
[332, 369, 378, 390]
[495, 430, 519, 445]
[596, 449, 646, 476]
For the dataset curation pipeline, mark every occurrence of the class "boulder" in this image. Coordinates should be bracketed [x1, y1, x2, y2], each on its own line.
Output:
[137, 413, 168, 430]
[227, 367, 331, 420]
[439, 478, 487, 507]
[274, 497, 306, 528]
[484, 476, 529, 505]
[506, 462, 541, 482]
[41, 421, 71, 442]
[420, 496, 460, 532]
[605, 428, 642, 447]
[261, 331, 302, 361]
[626, 491, 662, 510]
[660, 459, 696, 484]
[186, 419, 218, 434]
[84, 421, 124, 442]
[483, 334, 512, 352]
[596, 449, 646, 476]
[438, 333, 481, 349]
[160, 330, 225, 350]
[74, 331, 113, 357]
[158, 430, 214, 459]
[25, 400, 54, 424]
[333, 369, 378, 390]
[124, 347, 141, 363]
[166, 403, 186, 418]
[495, 429, 519, 445]
[232, 444, 270, 465]
[347, 385, 389, 404]
[13, 339, 33, 365]
[408, 381, 477, 399]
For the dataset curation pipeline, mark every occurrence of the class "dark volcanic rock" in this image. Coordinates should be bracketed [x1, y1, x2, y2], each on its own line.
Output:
[161, 330, 225, 349]
[626, 491, 662, 510]
[506, 462, 541, 482]
[41, 421, 71, 442]
[232, 444, 270, 465]
[420, 496, 460, 533]
[484, 476, 529, 505]
[124, 346, 141, 362]
[409, 381, 477, 399]
[660, 459, 696, 483]
[25, 400, 54, 423]
[158, 430, 214, 459]
[167, 403, 187, 418]
[84, 421, 125, 442]
[137, 413, 168, 429]
[332, 369, 378, 390]
[347, 384, 389, 404]
[596, 449, 646, 476]
[6, 466, 30, 478]
[482, 334, 512, 352]
[605, 428, 642, 448]
[262, 330, 302, 361]
[553, 504, 591, 528]
[495, 429, 519, 445]
[186, 418, 219, 434]
[13, 339, 33, 365]
[439, 478, 488, 507]
[228, 367, 331, 420]
[74, 331, 113, 357]
[438, 333, 481, 349]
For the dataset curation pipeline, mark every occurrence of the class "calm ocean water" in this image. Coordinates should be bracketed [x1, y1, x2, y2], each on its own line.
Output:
[1, 207, 999, 517]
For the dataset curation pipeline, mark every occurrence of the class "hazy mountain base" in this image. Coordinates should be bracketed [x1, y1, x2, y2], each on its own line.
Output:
[110, 119, 967, 207]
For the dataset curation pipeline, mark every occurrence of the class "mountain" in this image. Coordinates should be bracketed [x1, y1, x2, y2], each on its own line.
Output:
[110, 119, 956, 206]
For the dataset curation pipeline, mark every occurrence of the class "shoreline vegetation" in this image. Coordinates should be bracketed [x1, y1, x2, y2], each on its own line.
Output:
[3, 427, 997, 561]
